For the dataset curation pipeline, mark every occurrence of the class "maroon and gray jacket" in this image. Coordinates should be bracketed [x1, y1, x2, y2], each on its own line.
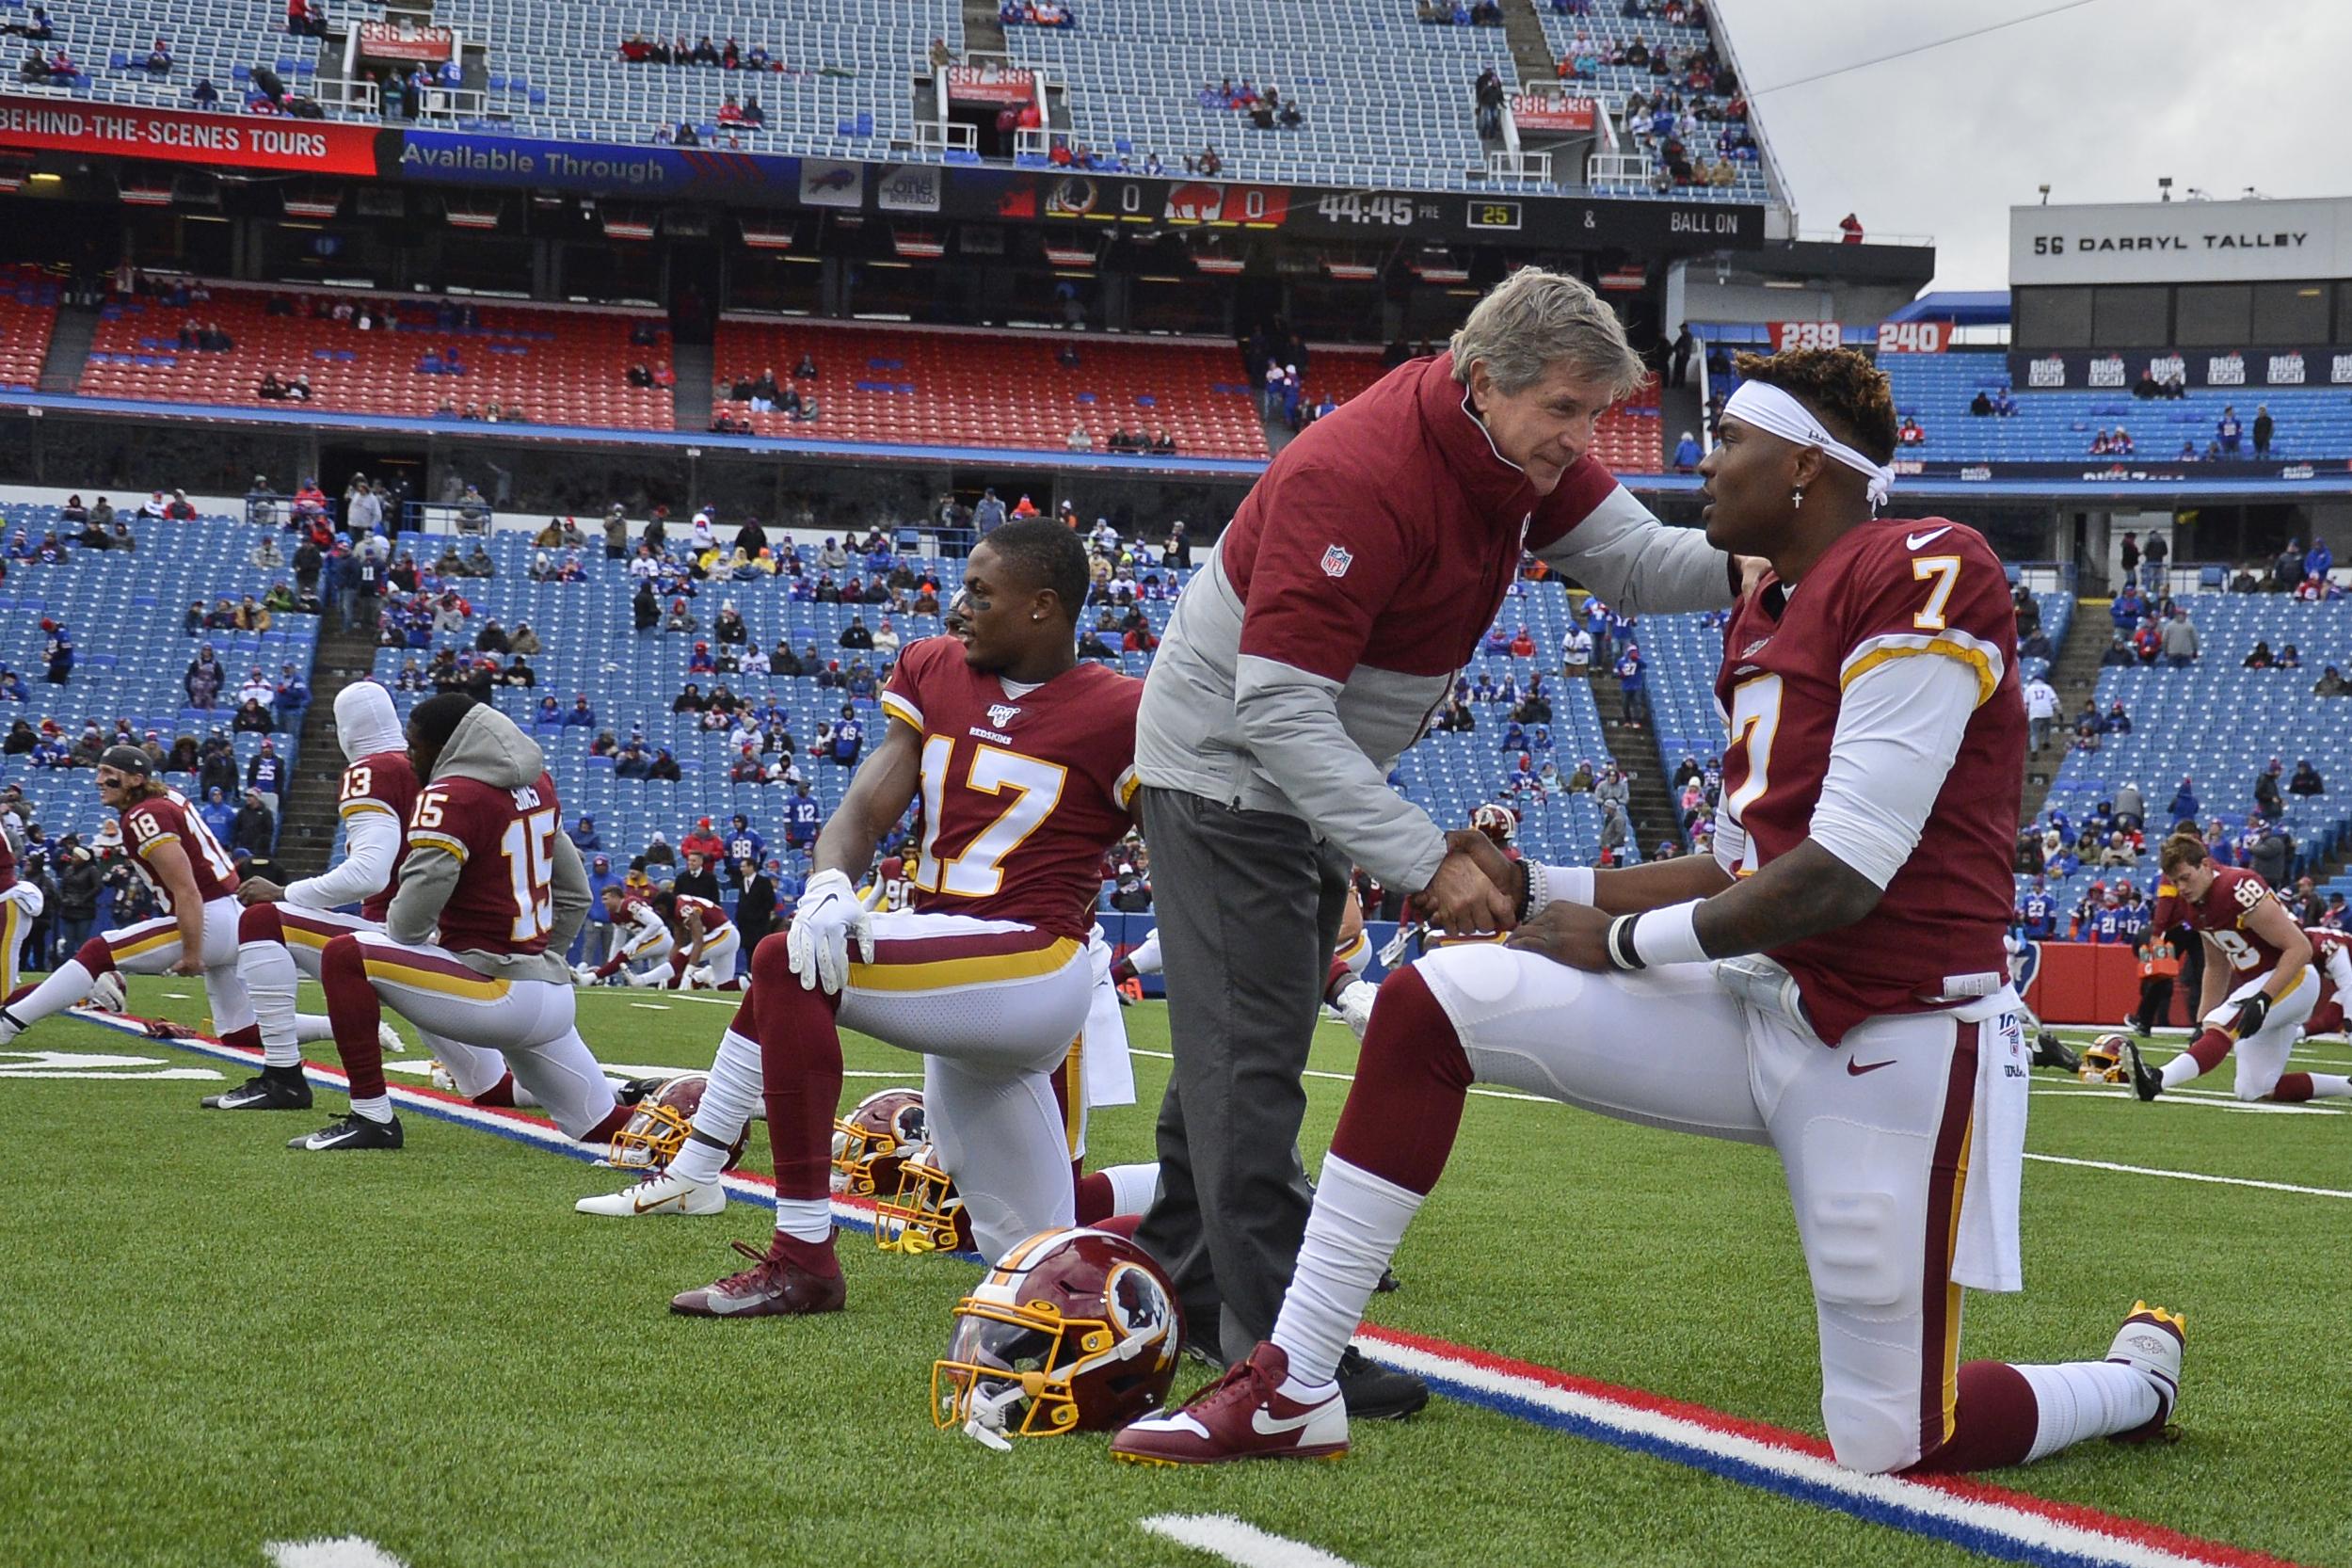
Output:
[1136, 351, 1735, 891]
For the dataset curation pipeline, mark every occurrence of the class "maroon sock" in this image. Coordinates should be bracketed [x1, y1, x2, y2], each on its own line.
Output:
[317, 935, 388, 1102]
[237, 902, 284, 945]
[74, 937, 117, 979]
[2, 981, 33, 1006]
[1904, 1360, 2038, 1473]
[1326, 966, 1472, 1194]
[766, 1228, 840, 1276]
[2270, 1071, 2315, 1102]
[2183, 1026, 2234, 1076]
[471, 1071, 518, 1108]
[725, 980, 760, 1037]
[1321, 954, 1354, 1006]
[583, 1103, 632, 1142]
[750, 934, 842, 1203]
[666, 952, 688, 989]
[1075, 1169, 1114, 1224]
[219, 1023, 263, 1052]
[1093, 1211, 1144, 1241]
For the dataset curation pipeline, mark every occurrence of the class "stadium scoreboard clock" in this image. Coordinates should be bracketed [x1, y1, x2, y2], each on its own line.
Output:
[1466, 200, 1522, 232]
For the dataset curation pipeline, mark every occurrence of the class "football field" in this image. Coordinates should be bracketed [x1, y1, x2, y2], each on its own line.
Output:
[3, 984, 2345, 1568]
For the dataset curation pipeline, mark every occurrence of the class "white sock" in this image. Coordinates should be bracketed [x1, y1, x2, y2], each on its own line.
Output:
[666, 1136, 727, 1186]
[1271, 1154, 1425, 1388]
[347, 1094, 393, 1125]
[667, 1032, 760, 1184]
[10, 959, 95, 1030]
[294, 1013, 336, 1045]
[2307, 1073, 2352, 1098]
[1102, 1161, 1160, 1218]
[774, 1195, 832, 1243]
[2159, 1050, 2205, 1089]
[1126, 930, 1162, 976]
[2014, 1361, 2162, 1463]
[237, 940, 304, 1067]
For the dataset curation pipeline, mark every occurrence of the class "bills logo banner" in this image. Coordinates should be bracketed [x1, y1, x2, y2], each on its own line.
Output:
[799, 159, 864, 208]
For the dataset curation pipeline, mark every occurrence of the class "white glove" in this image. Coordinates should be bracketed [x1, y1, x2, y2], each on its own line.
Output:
[1333, 978, 1380, 1040]
[787, 868, 874, 994]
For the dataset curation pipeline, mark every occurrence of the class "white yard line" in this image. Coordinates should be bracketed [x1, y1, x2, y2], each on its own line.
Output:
[264, 1540, 408, 1568]
[1139, 1515, 1363, 1568]
[2032, 1089, 2341, 1115]
[2022, 1153, 2352, 1200]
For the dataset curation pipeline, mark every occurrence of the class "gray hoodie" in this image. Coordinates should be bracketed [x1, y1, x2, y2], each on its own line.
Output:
[387, 704, 588, 984]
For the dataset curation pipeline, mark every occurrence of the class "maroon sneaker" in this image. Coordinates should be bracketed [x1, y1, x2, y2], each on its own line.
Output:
[1110, 1341, 1347, 1465]
[669, 1237, 846, 1318]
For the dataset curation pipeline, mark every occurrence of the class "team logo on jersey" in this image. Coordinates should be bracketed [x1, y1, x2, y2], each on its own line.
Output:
[987, 702, 1021, 729]
[1740, 638, 1772, 659]
[1320, 545, 1354, 578]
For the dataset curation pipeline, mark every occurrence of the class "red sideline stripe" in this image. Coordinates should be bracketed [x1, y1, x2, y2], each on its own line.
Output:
[1356, 1324, 2306, 1568]
[90, 1010, 2298, 1568]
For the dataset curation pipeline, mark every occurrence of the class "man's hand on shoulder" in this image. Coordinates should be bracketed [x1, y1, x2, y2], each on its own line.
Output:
[237, 877, 285, 905]
[1735, 554, 1769, 600]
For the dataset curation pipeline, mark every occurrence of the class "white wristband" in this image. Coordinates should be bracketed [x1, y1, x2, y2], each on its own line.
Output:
[1631, 899, 1710, 967]
[1528, 862, 1594, 919]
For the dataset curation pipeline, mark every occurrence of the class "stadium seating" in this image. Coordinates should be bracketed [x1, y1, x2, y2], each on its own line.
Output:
[358, 528, 1617, 872]
[712, 319, 1267, 458]
[2039, 594, 2352, 918]
[1528, 3, 1773, 204]
[0, 505, 321, 843]
[22, 0, 1786, 201]
[1881, 354, 2351, 466]
[0, 264, 62, 392]
[77, 283, 674, 430]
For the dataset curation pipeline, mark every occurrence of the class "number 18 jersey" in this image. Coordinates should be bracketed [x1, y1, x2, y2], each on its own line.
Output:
[1713, 518, 2024, 1044]
[123, 787, 241, 910]
[880, 635, 1141, 941]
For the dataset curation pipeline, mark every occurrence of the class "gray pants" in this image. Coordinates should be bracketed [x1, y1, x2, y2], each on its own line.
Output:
[1133, 786, 1351, 1364]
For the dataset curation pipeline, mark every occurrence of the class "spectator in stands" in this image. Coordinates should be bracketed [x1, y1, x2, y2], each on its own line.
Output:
[2244, 640, 2275, 671]
[2317, 665, 2350, 696]
[184, 646, 223, 708]
[2022, 671, 2057, 751]
[2099, 634, 2136, 668]
[1969, 390, 1993, 417]
[2255, 761, 2286, 819]
[2217, 405, 2243, 455]
[647, 747, 681, 783]
[2290, 759, 2327, 798]
[2248, 404, 2276, 457]
[2161, 606, 2199, 666]
[1613, 643, 1648, 728]
[663, 596, 698, 633]
[231, 789, 274, 861]
[2278, 643, 2304, 669]
[1896, 415, 1925, 446]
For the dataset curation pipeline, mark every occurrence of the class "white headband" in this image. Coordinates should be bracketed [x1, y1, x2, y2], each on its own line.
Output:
[1723, 379, 1896, 511]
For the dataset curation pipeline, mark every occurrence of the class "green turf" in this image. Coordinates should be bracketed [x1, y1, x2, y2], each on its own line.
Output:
[1, 991, 2344, 1568]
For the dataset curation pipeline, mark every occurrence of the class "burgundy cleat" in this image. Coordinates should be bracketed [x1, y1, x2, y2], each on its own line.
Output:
[1111, 1341, 1348, 1466]
[669, 1237, 845, 1318]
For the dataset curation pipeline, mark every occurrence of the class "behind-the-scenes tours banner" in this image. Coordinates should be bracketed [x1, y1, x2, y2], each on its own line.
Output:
[2009, 344, 2352, 391]
[0, 95, 387, 174]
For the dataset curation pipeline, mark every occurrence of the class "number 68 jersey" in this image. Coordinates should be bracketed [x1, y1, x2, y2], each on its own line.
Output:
[1713, 518, 2024, 1044]
[880, 635, 1142, 941]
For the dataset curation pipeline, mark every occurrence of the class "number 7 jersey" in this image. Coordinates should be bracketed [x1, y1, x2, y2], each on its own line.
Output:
[1713, 518, 2024, 1043]
[880, 635, 1142, 940]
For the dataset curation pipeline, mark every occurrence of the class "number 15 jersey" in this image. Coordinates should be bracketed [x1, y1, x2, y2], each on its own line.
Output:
[880, 635, 1142, 941]
[1713, 518, 2024, 1044]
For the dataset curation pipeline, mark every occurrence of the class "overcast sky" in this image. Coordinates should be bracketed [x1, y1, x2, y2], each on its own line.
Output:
[1719, 0, 2340, 293]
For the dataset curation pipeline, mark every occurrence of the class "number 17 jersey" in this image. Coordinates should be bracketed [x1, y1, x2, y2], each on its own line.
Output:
[880, 635, 1142, 941]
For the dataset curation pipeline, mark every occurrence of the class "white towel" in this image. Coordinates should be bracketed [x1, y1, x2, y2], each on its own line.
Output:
[1951, 989, 2028, 1294]
[1080, 926, 1136, 1108]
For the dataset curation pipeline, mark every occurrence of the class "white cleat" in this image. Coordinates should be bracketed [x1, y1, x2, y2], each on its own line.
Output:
[88, 971, 128, 1012]
[576, 1170, 726, 1217]
[2104, 1301, 2184, 1442]
[377, 1021, 407, 1055]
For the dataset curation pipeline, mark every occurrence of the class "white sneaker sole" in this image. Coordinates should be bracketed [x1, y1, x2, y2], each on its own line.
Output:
[575, 1182, 726, 1217]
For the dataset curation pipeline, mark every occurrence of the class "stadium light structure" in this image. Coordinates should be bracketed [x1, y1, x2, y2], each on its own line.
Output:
[2037, 184, 2050, 204]
[2158, 176, 2172, 202]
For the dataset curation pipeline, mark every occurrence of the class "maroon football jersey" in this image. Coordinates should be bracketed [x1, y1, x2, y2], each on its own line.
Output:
[2178, 866, 2287, 977]
[672, 892, 732, 932]
[340, 748, 421, 923]
[1714, 519, 2024, 1044]
[0, 829, 15, 893]
[405, 769, 563, 955]
[2305, 925, 2348, 975]
[123, 787, 241, 910]
[880, 635, 1141, 940]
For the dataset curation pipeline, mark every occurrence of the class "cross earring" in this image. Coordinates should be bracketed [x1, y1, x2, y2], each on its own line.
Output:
[1791, 488, 1805, 510]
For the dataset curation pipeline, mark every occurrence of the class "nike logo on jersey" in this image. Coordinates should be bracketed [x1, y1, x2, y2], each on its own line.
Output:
[1846, 1058, 1896, 1077]
[1250, 1404, 1324, 1436]
[1905, 526, 1954, 551]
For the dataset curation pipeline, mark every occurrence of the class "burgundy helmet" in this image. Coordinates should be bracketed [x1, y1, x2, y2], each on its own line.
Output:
[829, 1088, 928, 1197]
[932, 1227, 1184, 1447]
[608, 1073, 744, 1172]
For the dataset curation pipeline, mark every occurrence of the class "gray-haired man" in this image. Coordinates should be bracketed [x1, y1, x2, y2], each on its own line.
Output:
[1133, 267, 1747, 1414]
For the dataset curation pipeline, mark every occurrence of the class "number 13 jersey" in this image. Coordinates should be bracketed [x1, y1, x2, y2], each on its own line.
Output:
[881, 635, 1142, 941]
[1713, 518, 2024, 1044]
